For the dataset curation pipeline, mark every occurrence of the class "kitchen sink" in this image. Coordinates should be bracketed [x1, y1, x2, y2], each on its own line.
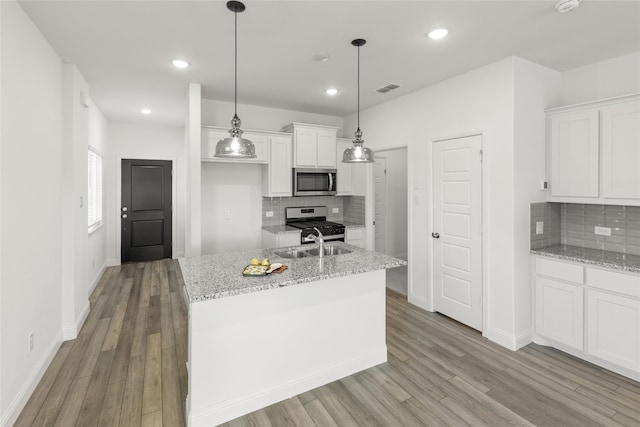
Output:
[272, 248, 311, 258]
[305, 245, 353, 257]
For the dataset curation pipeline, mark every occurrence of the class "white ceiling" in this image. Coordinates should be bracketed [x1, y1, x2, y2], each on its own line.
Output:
[19, 1, 640, 126]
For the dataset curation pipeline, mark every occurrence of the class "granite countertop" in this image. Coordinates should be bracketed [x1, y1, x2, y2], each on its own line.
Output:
[261, 225, 301, 234]
[531, 245, 640, 274]
[179, 242, 407, 302]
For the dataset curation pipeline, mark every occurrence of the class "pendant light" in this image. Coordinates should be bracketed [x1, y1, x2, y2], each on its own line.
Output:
[343, 38, 374, 163]
[215, 1, 256, 158]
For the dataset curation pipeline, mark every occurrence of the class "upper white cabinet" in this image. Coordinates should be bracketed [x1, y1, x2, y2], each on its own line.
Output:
[547, 94, 640, 205]
[201, 126, 269, 164]
[548, 110, 599, 197]
[336, 139, 353, 195]
[283, 123, 338, 169]
[601, 100, 640, 199]
[262, 135, 293, 197]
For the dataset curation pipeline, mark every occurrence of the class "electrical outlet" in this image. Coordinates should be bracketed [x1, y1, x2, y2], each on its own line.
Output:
[265, 211, 274, 218]
[539, 181, 548, 190]
[594, 226, 611, 236]
[536, 221, 544, 235]
[332, 208, 339, 214]
[29, 333, 34, 352]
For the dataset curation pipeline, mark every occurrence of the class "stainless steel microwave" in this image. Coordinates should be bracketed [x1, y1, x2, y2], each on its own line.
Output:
[293, 168, 337, 196]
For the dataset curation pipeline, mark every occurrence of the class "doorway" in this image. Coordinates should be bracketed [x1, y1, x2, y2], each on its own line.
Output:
[432, 135, 483, 331]
[121, 159, 173, 262]
[374, 148, 408, 296]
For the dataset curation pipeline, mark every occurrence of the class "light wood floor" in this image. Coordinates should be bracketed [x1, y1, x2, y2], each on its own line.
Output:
[16, 260, 640, 426]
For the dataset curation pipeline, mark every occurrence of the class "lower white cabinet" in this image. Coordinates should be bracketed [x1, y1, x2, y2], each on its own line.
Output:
[346, 226, 365, 249]
[262, 230, 301, 249]
[533, 255, 640, 380]
[587, 289, 640, 371]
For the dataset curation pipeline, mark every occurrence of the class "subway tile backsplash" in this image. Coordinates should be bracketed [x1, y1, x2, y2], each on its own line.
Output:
[530, 202, 640, 255]
[530, 202, 561, 250]
[262, 195, 366, 227]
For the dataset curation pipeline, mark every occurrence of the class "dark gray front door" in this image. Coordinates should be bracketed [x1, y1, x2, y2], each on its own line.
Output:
[121, 159, 172, 262]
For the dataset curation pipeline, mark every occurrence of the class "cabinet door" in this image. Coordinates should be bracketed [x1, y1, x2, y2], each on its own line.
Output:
[549, 110, 599, 197]
[294, 128, 317, 167]
[587, 289, 640, 371]
[240, 132, 269, 163]
[336, 140, 353, 195]
[265, 136, 292, 197]
[201, 129, 229, 159]
[601, 100, 640, 199]
[202, 129, 268, 163]
[317, 129, 337, 168]
[535, 276, 584, 351]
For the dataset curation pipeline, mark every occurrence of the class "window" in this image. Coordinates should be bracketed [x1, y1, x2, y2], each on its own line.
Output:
[88, 148, 103, 232]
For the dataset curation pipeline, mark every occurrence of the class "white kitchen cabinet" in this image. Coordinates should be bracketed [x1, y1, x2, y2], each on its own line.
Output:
[601, 99, 640, 199]
[535, 276, 584, 351]
[336, 139, 353, 195]
[546, 94, 640, 205]
[262, 229, 301, 249]
[262, 135, 293, 197]
[587, 289, 640, 371]
[532, 255, 640, 380]
[201, 126, 269, 164]
[283, 123, 338, 169]
[346, 226, 365, 249]
[548, 109, 599, 198]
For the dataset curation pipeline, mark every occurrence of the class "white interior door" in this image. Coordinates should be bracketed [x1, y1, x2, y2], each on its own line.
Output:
[433, 135, 483, 331]
[374, 157, 387, 253]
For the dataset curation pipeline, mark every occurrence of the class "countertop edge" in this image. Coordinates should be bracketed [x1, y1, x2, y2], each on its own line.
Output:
[531, 246, 640, 274]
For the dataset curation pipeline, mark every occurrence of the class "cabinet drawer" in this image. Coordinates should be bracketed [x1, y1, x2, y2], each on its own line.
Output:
[536, 257, 584, 284]
[587, 268, 640, 298]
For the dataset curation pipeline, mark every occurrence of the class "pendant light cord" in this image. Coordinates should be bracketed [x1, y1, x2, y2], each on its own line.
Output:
[357, 44, 360, 129]
[234, 10, 238, 117]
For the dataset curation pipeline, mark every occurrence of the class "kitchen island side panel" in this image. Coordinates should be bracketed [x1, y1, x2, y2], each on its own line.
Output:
[187, 269, 387, 426]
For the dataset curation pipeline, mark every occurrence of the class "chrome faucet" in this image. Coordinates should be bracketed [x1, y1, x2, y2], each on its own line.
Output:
[312, 227, 325, 258]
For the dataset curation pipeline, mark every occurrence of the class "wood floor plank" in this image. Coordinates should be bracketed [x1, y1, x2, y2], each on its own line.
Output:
[141, 410, 162, 427]
[303, 398, 339, 426]
[161, 346, 184, 427]
[75, 349, 115, 427]
[281, 396, 315, 425]
[119, 354, 145, 426]
[142, 333, 162, 415]
[52, 375, 92, 427]
[311, 384, 361, 427]
[97, 380, 125, 427]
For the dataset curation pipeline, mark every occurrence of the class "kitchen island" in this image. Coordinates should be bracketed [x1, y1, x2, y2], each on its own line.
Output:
[179, 242, 406, 427]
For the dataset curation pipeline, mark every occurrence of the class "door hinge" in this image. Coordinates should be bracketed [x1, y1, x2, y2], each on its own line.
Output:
[384, 169, 387, 175]
[479, 149, 483, 162]
[373, 220, 376, 226]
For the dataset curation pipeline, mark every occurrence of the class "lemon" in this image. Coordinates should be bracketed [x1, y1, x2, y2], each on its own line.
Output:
[261, 258, 270, 267]
[251, 257, 259, 266]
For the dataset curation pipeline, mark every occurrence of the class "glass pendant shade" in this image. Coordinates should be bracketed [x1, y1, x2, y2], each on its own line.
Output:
[214, 1, 255, 158]
[342, 127, 374, 163]
[215, 114, 256, 158]
[343, 38, 374, 164]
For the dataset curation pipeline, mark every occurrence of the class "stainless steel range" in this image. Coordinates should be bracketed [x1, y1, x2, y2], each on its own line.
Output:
[285, 206, 345, 244]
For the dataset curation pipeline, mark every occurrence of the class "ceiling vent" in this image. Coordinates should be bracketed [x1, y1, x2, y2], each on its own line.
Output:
[375, 84, 401, 94]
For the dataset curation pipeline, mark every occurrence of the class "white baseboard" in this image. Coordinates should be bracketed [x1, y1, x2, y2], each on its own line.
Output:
[485, 327, 531, 351]
[62, 301, 90, 341]
[106, 258, 119, 267]
[407, 294, 430, 311]
[1, 332, 62, 427]
[88, 261, 107, 296]
[189, 348, 387, 427]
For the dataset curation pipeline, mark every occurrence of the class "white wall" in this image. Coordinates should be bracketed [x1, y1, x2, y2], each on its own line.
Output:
[1, 1, 64, 423]
[560, 51, 640, 106]
[88, 98, 108, 293]
[377, 148, 408, 260]
[512, 58, 562, 344]
[344, 58, 523, 348]
[106, 122, 186, 264]
[201, 162, 264, 254]
[202, 99, 345, 136]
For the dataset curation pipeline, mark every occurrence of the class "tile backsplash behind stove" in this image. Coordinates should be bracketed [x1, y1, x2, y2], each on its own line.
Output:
[530, 202, 640, 255]
[262, 196, 366, 226]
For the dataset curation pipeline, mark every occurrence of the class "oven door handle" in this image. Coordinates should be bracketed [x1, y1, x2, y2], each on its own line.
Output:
[328, 173, 333, 191]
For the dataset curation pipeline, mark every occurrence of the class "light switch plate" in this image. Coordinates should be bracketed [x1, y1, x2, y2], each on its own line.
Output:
[265, 211, 274, 217]
[332, 208, 339, 213]
[536, 221, 544, 235]
[594, 226, 611, 236]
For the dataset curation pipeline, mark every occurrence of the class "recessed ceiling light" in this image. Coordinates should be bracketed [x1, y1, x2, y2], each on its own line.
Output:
[140, 109, 151, 115]
[172, 59, 190, 68]
[311, 53, 330, 62]
[427, 28, 449, 40]
[326, 88, 339, 96]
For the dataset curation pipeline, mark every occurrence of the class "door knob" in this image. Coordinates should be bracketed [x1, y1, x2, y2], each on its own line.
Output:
[432, 232, 440, 239]
[122, 214, 128, 219]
